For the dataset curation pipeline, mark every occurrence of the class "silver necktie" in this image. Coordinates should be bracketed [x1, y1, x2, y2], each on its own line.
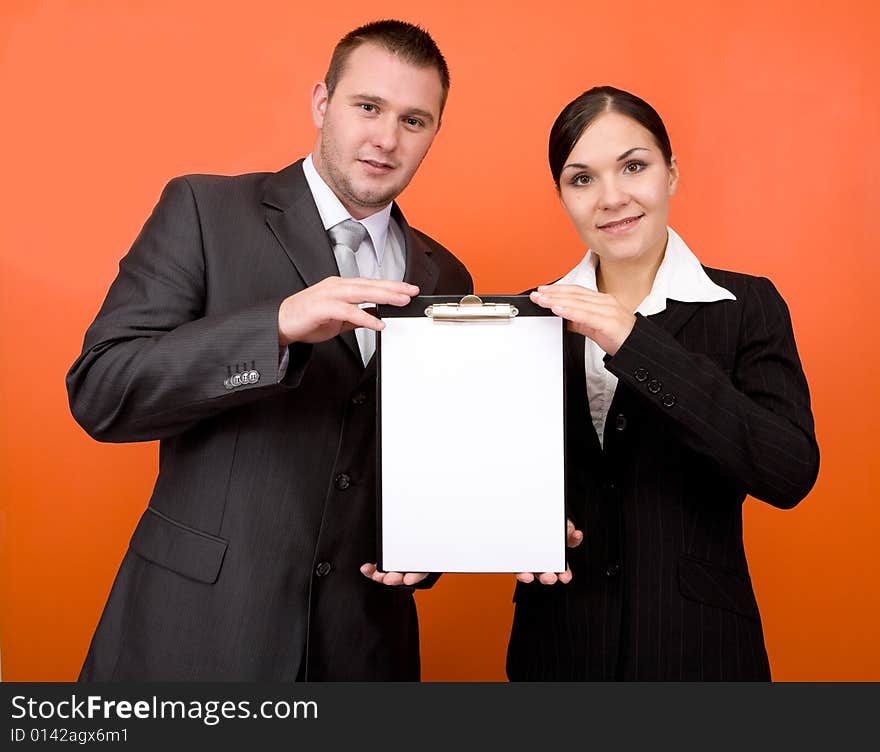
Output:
[327, 219, 374, 363]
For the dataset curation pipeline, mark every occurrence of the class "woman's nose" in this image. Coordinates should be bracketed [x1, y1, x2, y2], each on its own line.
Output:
[598, 177, 628, 210]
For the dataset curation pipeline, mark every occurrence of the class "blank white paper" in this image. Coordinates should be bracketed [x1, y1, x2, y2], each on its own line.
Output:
[379, 313, 565, 573]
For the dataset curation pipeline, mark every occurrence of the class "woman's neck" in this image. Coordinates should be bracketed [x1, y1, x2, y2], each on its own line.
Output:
[596, 236, 668, 313]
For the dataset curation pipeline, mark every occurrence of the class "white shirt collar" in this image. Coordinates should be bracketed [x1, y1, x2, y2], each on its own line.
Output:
[555, 227, 735, 314]
[302, 154, 392, 262]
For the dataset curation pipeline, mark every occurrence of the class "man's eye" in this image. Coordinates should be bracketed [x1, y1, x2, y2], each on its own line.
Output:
[360, 103, 376, 113]
[405, 117, 424, 128]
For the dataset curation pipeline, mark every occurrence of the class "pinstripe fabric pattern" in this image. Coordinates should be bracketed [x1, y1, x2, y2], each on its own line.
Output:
[507, 268, 819, 681]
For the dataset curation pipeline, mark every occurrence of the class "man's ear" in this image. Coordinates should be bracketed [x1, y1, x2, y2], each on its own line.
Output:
[311, 81, 329, 128]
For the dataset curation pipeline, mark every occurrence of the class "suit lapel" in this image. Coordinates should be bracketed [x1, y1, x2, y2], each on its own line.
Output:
[394, 205, 440, 295]
[263, 161, 340, 287]
[263, 160, 362, 364]
[646, 299, 705, 340]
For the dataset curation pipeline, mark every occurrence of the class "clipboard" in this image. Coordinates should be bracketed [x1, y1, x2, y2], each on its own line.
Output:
[376, 295, 566, 573]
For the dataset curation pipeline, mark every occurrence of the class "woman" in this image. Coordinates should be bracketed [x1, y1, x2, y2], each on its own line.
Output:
[507, 87, 819, 681]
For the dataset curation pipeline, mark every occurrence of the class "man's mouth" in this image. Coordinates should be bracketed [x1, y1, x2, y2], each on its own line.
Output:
[597, 214, 644, 232]
[359, 158, 395, 173]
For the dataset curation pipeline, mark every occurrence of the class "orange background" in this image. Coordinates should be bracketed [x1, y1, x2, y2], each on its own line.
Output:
[1, 1, 878, 681]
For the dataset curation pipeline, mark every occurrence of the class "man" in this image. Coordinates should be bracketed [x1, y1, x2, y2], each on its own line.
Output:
[67, 20, 472, 681]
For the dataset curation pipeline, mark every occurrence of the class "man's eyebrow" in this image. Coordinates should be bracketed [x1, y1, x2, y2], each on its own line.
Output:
[349, 93, 435, 124]
[562, 147, 652, 172]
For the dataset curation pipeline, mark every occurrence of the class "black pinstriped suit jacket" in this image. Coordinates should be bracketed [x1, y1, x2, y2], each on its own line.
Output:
[67, 160, 472, 681]
[506, 269, 819, 681]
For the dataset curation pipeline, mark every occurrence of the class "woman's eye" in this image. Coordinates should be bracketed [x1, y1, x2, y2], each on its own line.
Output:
[624, 161, 646, 174]
[572, 174, 592, 186]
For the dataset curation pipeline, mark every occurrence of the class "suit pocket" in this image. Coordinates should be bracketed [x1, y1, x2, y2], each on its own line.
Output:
[129, 507, 228, 584]
[678, 554, 760, 621]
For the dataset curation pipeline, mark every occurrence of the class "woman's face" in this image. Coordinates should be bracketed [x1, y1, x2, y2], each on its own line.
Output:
[558, 110, 678, 266]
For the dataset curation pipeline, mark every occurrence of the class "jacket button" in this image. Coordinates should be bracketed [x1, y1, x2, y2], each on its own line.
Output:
[230, 373, 242, 387]
[605, 563, 620, 577]
[634, 367, 649, 382]
[351, 391, 368, 405]
[615, 413, 627, 431]
[647, 378, 662, 394]
[662, 393, 677, 407]
[335, 473, 351, 490]
[316, 561, 332, 577]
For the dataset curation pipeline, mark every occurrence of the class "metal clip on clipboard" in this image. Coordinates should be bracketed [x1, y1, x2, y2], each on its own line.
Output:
[424, 295, 519, 322]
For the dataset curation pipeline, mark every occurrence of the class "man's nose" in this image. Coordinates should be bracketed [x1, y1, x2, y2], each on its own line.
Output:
[371, 116, 399, 151]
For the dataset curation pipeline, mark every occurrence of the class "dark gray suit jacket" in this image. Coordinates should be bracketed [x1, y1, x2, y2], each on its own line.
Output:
[67, 160, 473, 680]
[507, 269, 819, 681]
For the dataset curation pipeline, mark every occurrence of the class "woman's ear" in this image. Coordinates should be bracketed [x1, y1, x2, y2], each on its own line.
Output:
[667, 155, 679, 197]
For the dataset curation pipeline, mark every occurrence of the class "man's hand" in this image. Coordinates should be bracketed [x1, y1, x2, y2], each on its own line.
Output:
[515, 519, 583, 585]
[530, 284, 635, 356]
[360, 563, 430, 587]
[278, 277, 419, 347]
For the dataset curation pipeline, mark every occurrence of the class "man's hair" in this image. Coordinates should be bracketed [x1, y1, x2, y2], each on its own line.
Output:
[324, 20, 450, 114]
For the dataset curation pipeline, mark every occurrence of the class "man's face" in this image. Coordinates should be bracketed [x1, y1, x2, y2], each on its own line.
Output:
[311, 42, 444, 219]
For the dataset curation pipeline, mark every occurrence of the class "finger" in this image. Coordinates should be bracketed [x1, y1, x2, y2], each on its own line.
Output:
[330, 278, 420, 303]
[345, 305, 389, 331]
[371, 568, 387, 583]
[557, 567, 573, 584]
[326, 276, 419, 294]
[537, 284, 608, 299]
[516, 572, 535, 583]
[538, 572, 558, 585]
[316, 302, 388, 332]
[566, 520, 584, 548]
[541, 295, 618, 316]
[403, 572, 429, 586]
[531, 295, 616, 323]
[547, 301, 619, 327]
[360, 563, 377, 577]
[381, 571, 405, 586]
[529, 291, 554, 310]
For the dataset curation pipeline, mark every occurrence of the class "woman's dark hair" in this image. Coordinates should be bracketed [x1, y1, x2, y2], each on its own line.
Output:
[548, 86, 673, 187]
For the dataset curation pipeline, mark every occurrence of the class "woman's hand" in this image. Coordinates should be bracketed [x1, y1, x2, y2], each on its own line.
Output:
[530, 285, 636, 356]
[515, 519, 584, 585]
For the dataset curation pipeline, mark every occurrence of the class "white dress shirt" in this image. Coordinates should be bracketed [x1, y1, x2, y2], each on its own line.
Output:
[302, 154, 406, 282]
[554, 227, 736, 447]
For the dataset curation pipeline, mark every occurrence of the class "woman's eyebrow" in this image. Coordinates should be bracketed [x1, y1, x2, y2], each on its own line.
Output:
[616, 147, 651, 161]
[563, 147, 652, 172]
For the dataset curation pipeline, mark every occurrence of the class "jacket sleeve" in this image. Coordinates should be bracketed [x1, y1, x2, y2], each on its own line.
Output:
[66, 177, 311, 443]
[605, 276, 819, 509]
